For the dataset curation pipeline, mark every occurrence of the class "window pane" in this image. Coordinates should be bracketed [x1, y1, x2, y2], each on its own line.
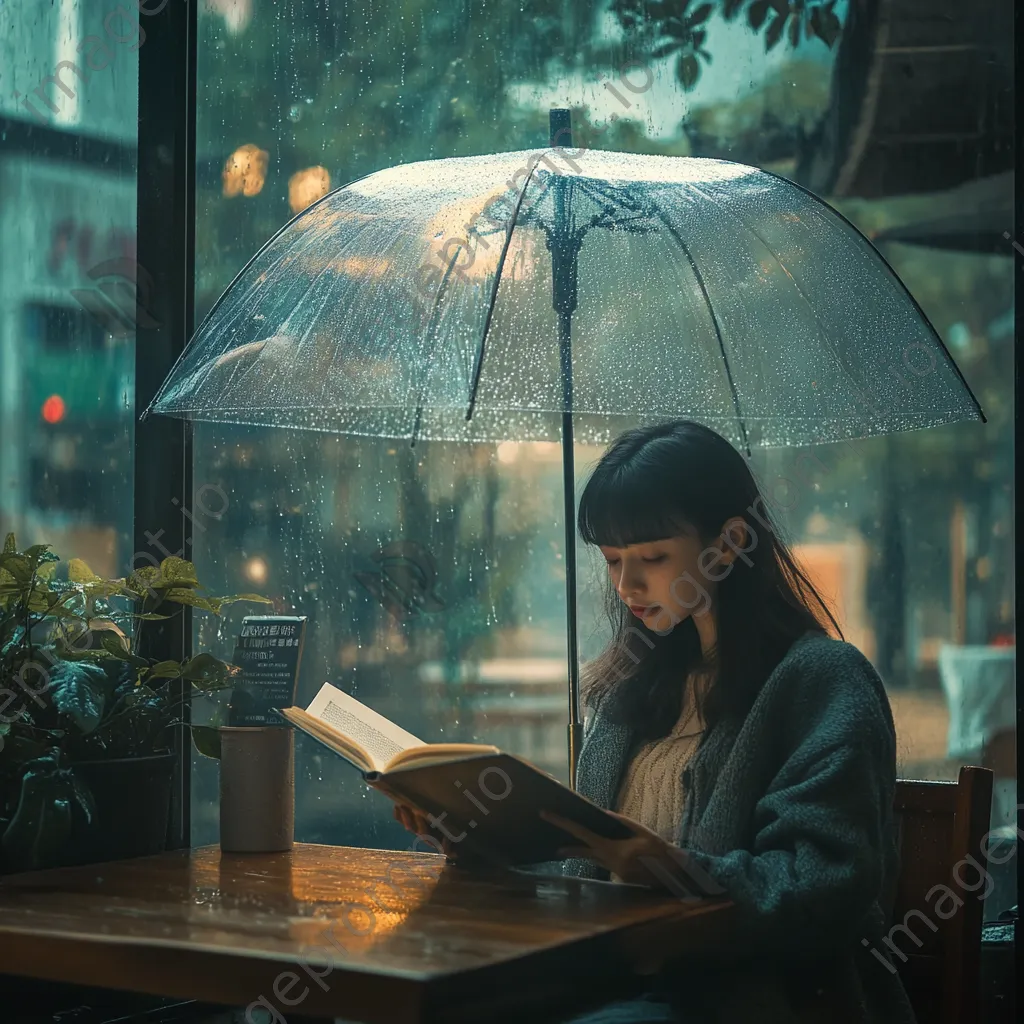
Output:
[191, 3, 1013, 920]
[0, 0, 136, 579]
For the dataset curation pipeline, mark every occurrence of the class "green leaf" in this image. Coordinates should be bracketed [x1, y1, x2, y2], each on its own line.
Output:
[67, 558, 103, 584]
[37, 561, 58, 581]
[218, 593, 274, 606]
[89, 618, 130, 649]
[131, 612, 173, 621]
[161, 588, 223, 614]
[689, 3, 713, 26]
[191, 725, 222, 759]
[100, 634, 149, 668]
[49, 661, 108, 735]
[147, 660, 184, 681]
[788, 10, 801, 46]
[54, 636, 114, 662]
[748, 0, 771, 30]
[25, 588, 62, 615]
[23, 544, 51, 559]
[662, 15, 691, 40]
[181, 652, 228, 683]
[650, 39, 680, 60]
[815, 6, 841, 46]
[159, 556, 200, 587]
[0, 554, 33, 583]
[47, 603, 88, 622]
[68, 770, 97, 826]
[125, 565, 164, 595]
[765, 10, 787, 49]
[677, 51, 700, 89]
[123, 684, 159, 706]
[81, 579, 130, 600]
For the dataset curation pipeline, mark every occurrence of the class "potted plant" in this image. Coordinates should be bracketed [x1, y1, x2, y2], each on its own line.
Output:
[0, 534, 270, 873]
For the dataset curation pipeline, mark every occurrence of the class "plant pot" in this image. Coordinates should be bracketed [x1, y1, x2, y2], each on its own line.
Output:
[69, 753, 177, 866]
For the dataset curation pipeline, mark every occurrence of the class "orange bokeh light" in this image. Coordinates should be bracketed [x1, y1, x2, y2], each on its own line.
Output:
[223, 143, 270, 198]
[41, 394, 66, 424]
[288, 166, 331, 214]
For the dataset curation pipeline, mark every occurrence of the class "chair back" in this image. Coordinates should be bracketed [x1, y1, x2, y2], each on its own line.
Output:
[890, 766, 994, 1024]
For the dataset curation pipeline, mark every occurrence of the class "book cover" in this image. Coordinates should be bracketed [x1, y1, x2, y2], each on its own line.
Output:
[279, 682, 634, 867]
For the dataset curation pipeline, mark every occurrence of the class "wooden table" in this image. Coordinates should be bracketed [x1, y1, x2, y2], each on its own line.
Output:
[0, 844, 732, 1024]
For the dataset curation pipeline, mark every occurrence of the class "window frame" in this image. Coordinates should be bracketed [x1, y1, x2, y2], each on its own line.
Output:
[134, 0, 198, 850]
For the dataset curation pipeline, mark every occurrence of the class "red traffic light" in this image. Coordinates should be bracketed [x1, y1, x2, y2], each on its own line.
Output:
[41, 394, 66, 424]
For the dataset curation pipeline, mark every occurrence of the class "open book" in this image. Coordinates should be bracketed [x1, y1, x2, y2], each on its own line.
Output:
[277, 681, 636, 867]
[278, 682, 500, 774]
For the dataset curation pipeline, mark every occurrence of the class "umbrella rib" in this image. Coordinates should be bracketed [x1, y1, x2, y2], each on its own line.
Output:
[753, 166, 987, 425]
[222, 218, 381, 405]
[142, 172, 380, 421]
[683, 179, 869, 393]
[647, 199, 752, 457]
[410, 245, 467, 446]
[465, 161, 540, 422]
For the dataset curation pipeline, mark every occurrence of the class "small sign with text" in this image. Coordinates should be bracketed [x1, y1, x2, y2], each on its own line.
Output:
[228, 615, 307, 727]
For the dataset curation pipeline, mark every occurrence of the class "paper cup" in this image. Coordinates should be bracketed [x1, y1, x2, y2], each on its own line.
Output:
[219, 726, 295, 853]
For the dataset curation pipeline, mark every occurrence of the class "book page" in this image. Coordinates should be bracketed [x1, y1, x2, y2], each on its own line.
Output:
[388, 743, 500, 772]
[277, 707, 373, 772]
[304, 682, 425, 773]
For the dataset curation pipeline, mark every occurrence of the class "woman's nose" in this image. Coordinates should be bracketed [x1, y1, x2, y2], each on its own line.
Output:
[617, 561, 644, 597]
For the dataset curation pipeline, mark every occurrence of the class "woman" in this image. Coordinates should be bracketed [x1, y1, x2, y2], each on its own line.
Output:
[396, 420, 913, 1024]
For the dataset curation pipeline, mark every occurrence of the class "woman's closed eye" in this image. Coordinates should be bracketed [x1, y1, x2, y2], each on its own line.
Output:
[604, 554, 665, 566]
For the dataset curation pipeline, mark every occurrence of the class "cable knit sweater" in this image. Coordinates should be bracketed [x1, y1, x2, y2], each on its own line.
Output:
[561, 629, 916, 1024]
[613, 675, 705, 842]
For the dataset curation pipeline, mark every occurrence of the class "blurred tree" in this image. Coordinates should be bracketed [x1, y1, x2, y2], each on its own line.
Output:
[195, 0, 846, 306]
[609, 0, 842, 90]
[682, 57, 831, 164]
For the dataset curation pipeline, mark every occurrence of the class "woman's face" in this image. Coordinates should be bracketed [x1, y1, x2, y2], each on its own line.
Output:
[599, 520, 746, 635]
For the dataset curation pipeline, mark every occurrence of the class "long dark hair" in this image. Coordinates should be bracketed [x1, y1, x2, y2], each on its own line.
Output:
[578, 420, 842, 741]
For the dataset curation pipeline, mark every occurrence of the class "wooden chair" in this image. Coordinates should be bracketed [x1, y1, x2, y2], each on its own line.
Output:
[888, 766, 994, 1024]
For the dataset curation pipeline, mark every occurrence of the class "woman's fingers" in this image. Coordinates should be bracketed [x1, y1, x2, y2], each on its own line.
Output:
[394, 803, 424, 834]
[401, 807, 438, 841]
[393, 805, 464, 862]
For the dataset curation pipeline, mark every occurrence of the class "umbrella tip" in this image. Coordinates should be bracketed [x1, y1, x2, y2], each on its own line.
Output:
[549, 108, 572, 149]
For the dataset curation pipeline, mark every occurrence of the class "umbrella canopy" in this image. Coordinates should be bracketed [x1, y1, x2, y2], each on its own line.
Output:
[147, 137, 985, 788]
[147, 148, 984, 449]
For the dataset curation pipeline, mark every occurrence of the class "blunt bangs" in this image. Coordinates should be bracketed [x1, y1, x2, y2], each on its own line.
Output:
[577, 461, 695, 548]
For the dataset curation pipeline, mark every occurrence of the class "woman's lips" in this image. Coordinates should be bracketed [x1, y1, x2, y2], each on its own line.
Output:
[629, 604, 650, 617]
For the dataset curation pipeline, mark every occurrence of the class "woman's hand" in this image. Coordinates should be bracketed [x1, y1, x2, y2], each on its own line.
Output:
[541, 809, 696, 893]
[393, 802, 458, 860]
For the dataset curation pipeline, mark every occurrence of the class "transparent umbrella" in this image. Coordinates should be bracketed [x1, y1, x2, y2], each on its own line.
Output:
[146, 111, 984, 786]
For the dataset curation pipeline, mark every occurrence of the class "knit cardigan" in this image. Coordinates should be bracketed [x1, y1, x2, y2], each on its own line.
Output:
[560, 629, 917, 1024]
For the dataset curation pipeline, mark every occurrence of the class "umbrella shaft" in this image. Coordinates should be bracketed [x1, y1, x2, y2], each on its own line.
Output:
[550, 182, 579, 318]
[565, 407, 581, 782]
[558, 310, 573, 410]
